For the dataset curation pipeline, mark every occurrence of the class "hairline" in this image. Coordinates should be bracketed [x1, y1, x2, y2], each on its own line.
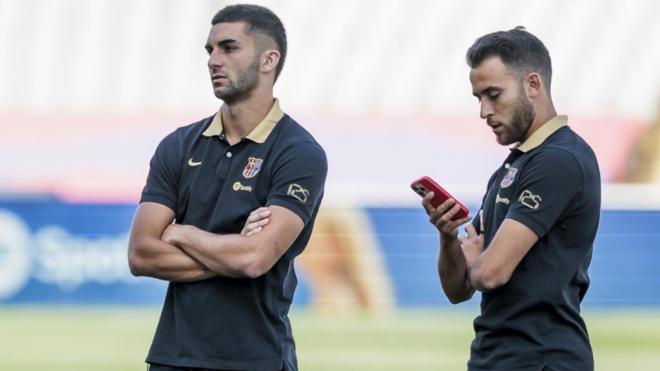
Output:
[212, 20, 279, 52]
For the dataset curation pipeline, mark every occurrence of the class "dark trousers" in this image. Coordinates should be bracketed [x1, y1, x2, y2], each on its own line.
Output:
[148, 363, 285, 371]
[148, 364, 228, 371]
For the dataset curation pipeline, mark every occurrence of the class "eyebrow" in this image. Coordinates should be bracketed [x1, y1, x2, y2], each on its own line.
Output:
[205, 38, 238, 50]
[473, 86, 501, 98]
[218, 38, 238, 46]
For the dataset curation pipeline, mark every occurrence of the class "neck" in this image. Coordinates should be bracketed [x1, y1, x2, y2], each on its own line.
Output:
[524, 101, 557, 141]
[221, 85, 274, 144]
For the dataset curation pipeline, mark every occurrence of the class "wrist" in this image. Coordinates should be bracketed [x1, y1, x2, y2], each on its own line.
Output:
[168, 223, 192, 246]
[178, 224, 198, 243]
[440, 231, 458, 243]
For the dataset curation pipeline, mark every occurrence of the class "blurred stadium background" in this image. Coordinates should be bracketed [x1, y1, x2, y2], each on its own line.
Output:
[1, 0, 660, 370]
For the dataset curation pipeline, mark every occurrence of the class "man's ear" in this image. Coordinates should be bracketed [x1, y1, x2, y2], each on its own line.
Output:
[524, 72, 543, 99]
[260, 49, 281, 74]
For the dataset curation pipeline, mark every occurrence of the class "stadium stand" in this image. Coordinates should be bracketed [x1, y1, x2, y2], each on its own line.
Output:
[1, 0, 659, 200]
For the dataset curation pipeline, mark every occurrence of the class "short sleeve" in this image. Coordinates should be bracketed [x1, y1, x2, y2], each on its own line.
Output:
[140, 132, 181, 212]
[506, 149, 583, 238]
[266, 141, 328, 225]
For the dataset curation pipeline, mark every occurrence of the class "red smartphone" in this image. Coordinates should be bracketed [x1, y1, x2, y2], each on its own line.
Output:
[410, 176, 469, 220]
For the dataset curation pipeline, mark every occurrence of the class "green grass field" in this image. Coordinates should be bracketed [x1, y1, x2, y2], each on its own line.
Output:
[0, 307, 658, 370]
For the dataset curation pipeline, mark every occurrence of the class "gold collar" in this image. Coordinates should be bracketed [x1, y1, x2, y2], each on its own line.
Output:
[202, 99, 284, 143]
[517, 115, 568, 152]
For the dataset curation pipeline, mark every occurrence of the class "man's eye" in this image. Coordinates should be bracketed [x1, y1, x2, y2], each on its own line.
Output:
[488, 93, 499, 100]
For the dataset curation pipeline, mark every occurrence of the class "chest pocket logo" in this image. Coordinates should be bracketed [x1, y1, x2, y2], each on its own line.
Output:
[519, 189, 542, 210]
[242, 157, 263, 178]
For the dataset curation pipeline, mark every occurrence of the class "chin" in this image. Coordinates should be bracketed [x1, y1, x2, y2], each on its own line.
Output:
[495, 135, 515, 146]
[213, 88, 229, 100]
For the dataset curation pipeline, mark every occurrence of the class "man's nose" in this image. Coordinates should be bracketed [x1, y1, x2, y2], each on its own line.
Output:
[480, 101, 494, 119]
[208, 50, 223, 69]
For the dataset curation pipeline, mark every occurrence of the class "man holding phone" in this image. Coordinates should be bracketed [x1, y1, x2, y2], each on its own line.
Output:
[421, 27, 600, 370]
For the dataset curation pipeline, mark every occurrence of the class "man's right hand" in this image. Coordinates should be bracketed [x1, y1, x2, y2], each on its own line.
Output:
[422, 192, 471, 239]
[241, 207, 272, 236]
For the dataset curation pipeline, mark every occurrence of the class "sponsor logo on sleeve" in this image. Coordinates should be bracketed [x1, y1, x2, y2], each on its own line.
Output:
[242, 157, 263, 178]
[287, 184, 309, 203]
[519, 190, 542, 210]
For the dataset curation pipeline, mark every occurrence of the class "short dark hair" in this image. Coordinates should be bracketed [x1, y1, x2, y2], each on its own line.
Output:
[466, 26, 552, 91]
[212, 4, 287, 81]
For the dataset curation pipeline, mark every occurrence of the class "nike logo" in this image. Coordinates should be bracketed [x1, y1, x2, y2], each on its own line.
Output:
[188, 158, 202, 167]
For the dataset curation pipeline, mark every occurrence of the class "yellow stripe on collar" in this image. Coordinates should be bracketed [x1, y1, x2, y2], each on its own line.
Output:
[202, 99, 284, 143]
[517, 115, 568, 153]
[246, 99, 284, 143]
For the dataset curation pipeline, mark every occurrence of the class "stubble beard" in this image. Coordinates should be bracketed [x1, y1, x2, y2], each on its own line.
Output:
[215, 58, 261, 105]
[499, 93, 535, 146]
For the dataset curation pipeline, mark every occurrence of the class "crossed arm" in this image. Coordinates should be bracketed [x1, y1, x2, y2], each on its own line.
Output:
[128, 202, 302, 282]
[421, 192, 539, 303]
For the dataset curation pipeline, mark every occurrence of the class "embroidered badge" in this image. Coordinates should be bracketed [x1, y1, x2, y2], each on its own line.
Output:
[287, 183, 309, 203]
[187, 158, 202, 167]
[495, 194, 510, 205]
[519, 189, 542, 210]
[233, 181, 253, 192]
[500, 167, 518, 188]
[242, 157, 263, 178]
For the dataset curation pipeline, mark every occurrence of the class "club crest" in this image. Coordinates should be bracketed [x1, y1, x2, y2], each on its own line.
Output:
[242, 157, 263, 178]
[500, 167, 518, 188]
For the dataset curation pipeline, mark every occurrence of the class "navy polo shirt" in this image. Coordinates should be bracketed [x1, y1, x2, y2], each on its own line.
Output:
[469, 116, 600, 371]
[140, 100, 327, 371]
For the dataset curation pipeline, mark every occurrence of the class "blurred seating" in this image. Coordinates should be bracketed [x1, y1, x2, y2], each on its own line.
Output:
[1, 0, 658, 200]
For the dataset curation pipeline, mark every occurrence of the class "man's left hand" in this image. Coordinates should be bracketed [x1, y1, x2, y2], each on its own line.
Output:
[241, 207, 271, 236]
[459, 211, 484, 268]
[162, 223, 189, 246]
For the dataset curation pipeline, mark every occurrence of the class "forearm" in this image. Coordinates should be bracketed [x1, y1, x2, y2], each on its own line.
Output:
[465, 250, 505, 292]
[462, 218, 538, 292]
[170, 225, 268, 279]
[438, 234, 475, 303]
[128, 236, 215, 282]
[465, 254, 488, 291]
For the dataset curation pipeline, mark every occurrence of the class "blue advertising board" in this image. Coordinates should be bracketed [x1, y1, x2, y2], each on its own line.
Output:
[0, 198, 658, 307]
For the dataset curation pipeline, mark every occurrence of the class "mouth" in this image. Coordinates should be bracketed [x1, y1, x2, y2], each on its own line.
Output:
[211, 74, 228, 84]
[487, 120, 502, 132]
